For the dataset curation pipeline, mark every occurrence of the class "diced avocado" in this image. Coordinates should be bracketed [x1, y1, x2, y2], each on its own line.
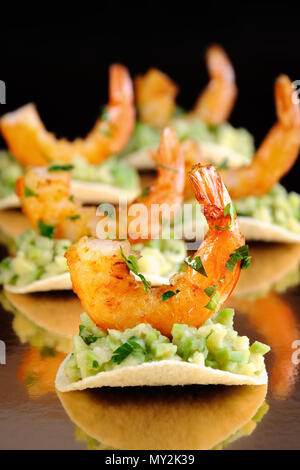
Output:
[250, 341, 270, 355]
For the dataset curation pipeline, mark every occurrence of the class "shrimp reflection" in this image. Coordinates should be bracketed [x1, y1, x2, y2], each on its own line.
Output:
[227, 243, 300, 399]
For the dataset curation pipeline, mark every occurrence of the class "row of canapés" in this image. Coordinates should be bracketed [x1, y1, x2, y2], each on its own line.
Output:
[0, 46, 300, 446]
[0, 45, 299, 244]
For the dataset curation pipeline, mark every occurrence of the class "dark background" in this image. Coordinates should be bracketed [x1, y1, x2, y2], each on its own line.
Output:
[0, 2, 300, 190]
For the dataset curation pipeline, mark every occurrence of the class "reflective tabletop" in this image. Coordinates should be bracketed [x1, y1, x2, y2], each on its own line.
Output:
[1, 236, 300, 450]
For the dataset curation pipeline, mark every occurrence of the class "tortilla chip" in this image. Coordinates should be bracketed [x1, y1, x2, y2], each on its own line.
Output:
[5, 290, 82, 338]
[4, 272, 72, 294]
[70, 181, 139, 205]
[124, 142, 250, 170]
[57, 383, 267, 450]
[239, 216, 300, 243]
[235, 242, 300, 296]
[56, 355, 267, 392]
[0, 209, 29, 238]
[0, 194, 20, 210]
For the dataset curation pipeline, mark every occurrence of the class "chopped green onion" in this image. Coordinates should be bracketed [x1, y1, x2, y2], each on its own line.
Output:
[184, 255, 207, 277]
[67, 214, 81, 221]
[120, 246, 151, 293]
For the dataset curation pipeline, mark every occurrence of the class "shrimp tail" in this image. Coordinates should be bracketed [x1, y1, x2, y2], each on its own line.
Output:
[222, 74, 300, 199]
[188, 164, 233, 229]
[192, 44, 237, 124]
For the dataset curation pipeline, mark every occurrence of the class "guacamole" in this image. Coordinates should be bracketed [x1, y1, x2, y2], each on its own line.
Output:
[64, 311, 270, 383]
[71, 155, 140, 191]
[0, 151, 140, 201]
[121, 118, 255, 162]
[235, 184, 300, 233]
[134, 239, 186, 277]
[0, 230, 71, 288]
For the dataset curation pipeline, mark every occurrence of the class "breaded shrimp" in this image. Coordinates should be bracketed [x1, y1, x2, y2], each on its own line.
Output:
[221, 75, 300, 200]
[16, 128, 184, 244]
[1, 65, 135, 166]
[192, 44, 237, 125]
[65, 164, 245, 336]
[135, 69, 178, 128]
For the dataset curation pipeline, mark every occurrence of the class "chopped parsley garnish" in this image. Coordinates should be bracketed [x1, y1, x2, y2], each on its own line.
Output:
[214, 203, 236, 231]
[92, 360, 99, 368]
[69, 195, 75, 203]
[161, 289, 180, 302]
[40, 347, 55, 358]
[204, 284, 218, 297]
[219, 275, 226, 283]
[205, 290, 220, 311]
[100, 106, 109, 121]
[225, 245, 251, 272]
[120, 246, 151, 293]
[217, 159, 228, 170]
[184, 255, 207, 277]
[24, 186, 37, 197]
[111, 336, 143, 364]
[140, 187, 150, 199]
[156, 163, 179, 172]
[48, 164, 74, 172]
[67, 214, 81, 220]
[38, 220, 55, 239]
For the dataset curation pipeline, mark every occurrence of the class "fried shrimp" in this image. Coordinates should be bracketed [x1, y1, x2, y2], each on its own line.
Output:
[135, 69, 178, 128]
[16, 168, 97, 243]
[16, 128, 184, 244]
[1, 64, 135, 166]
[65, 164, 245, 336]
[221, 75, 300, 200]
[192, 44, 237, 125]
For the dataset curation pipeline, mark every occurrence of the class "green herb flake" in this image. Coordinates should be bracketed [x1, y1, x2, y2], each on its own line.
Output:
[100, 106, 109, 121]
[48, 164, 73, 172]
[204, 284, 218, 297]
[205, 290, 220, 311]
[120, 246, 151, 293]
[184, 255, 207, 277]
[69, 195, 75, 203]
[24, 186, 37, 197]
[156, 162, 179, 172]
[218, 159, 228, 170]
[111, 336, 143, 364]
[92, 360, 99, 368]
[214, 203, 236, 231]
[67, 214, 81, 221]
[161, 289, 180, 302]
[140, 187, 150, 199]
[225, 245, 251, 272]
[37, 220, 55, 239]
